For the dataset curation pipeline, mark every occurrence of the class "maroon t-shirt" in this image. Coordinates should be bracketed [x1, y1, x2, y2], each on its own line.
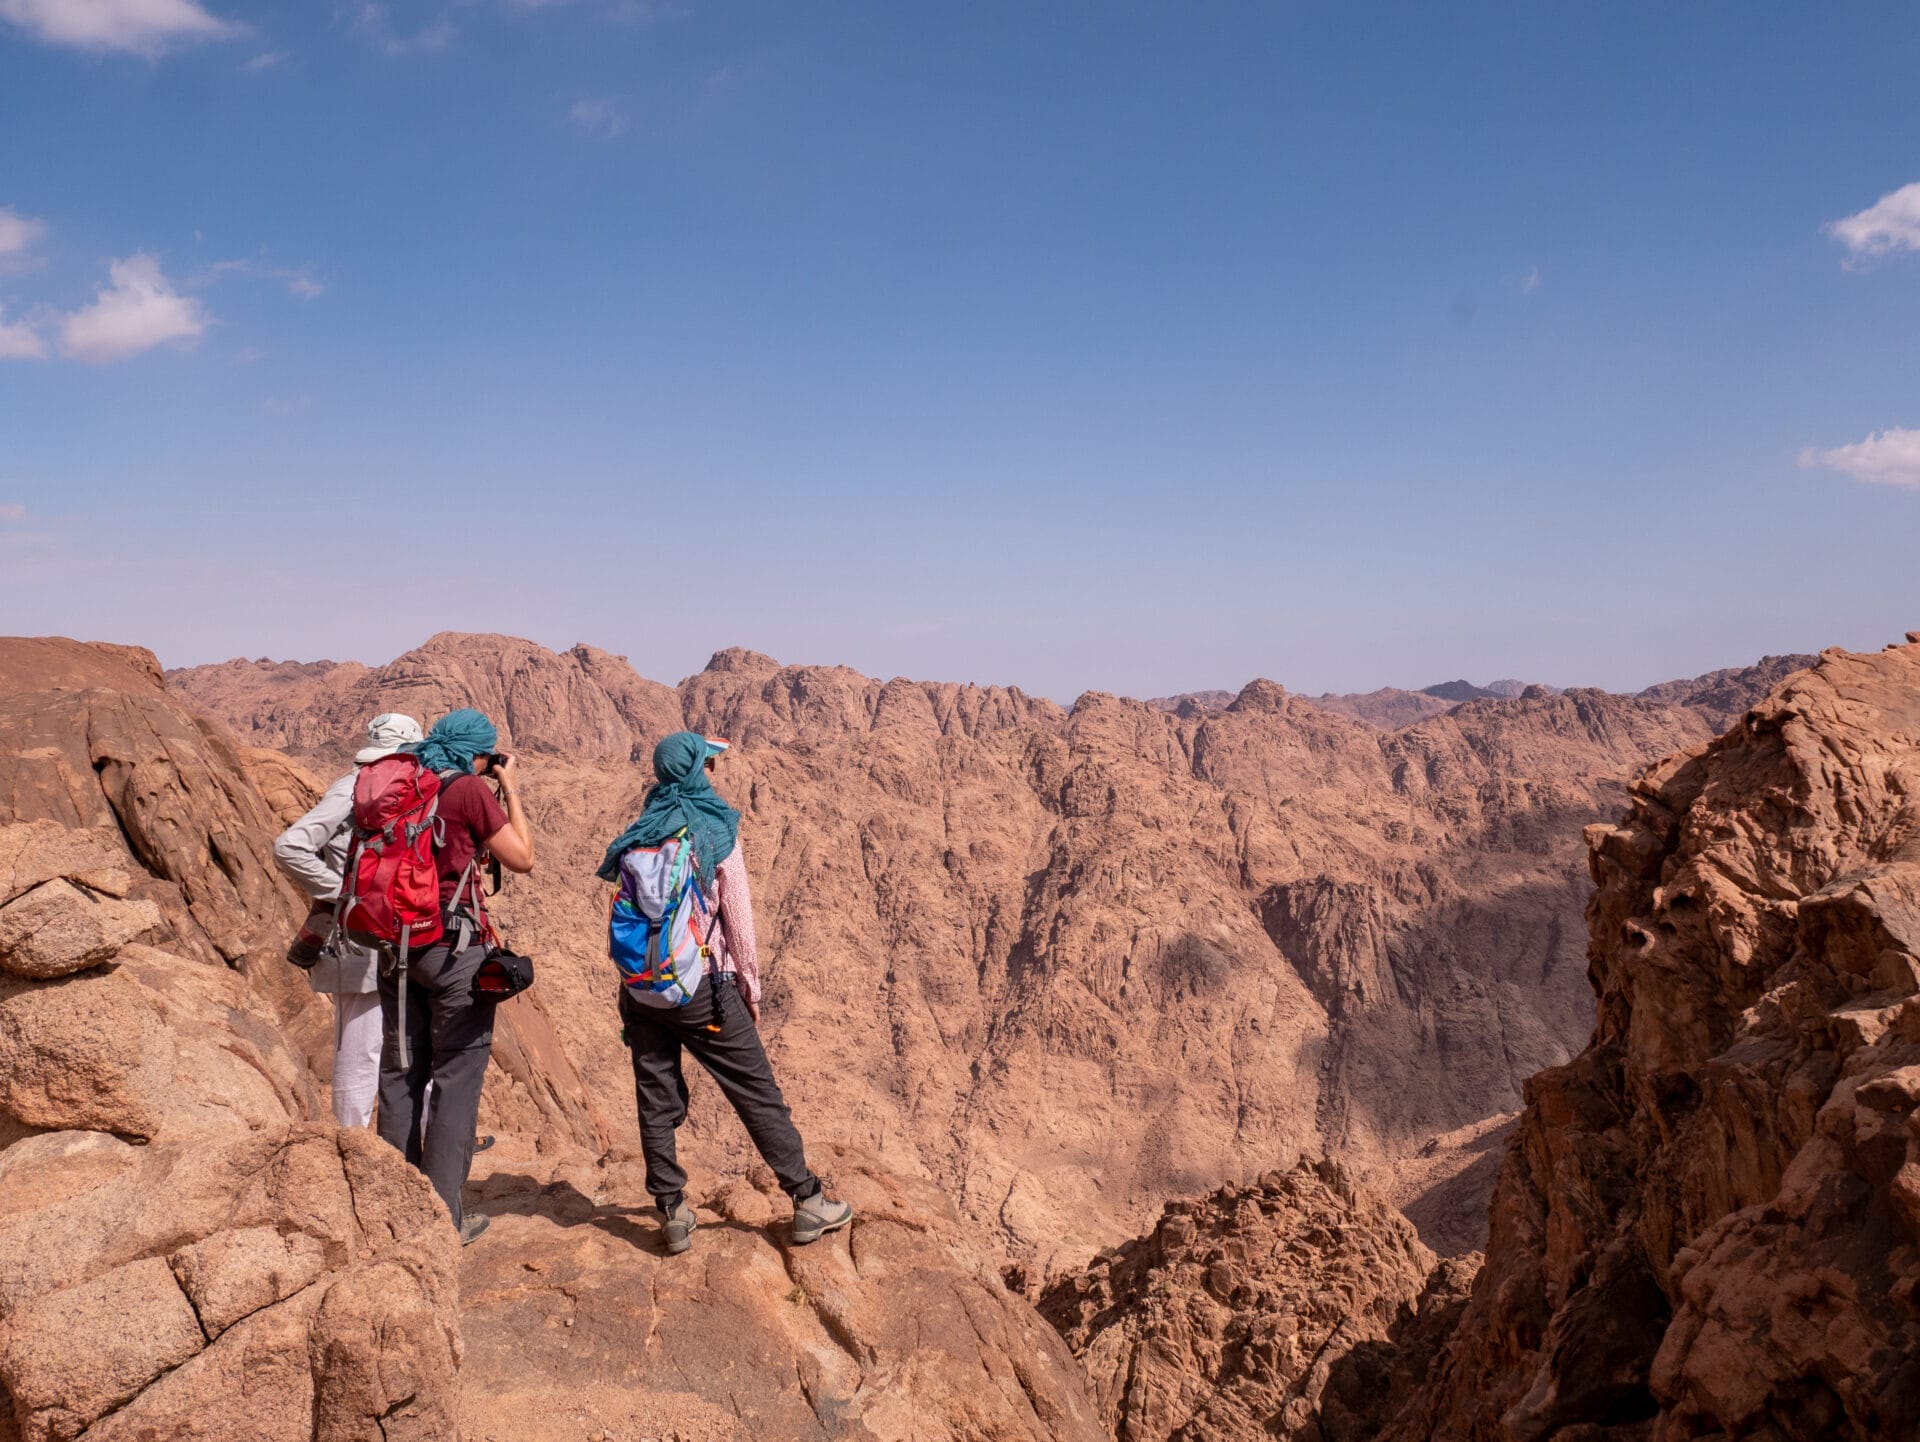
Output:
[435, 773, 508, 907]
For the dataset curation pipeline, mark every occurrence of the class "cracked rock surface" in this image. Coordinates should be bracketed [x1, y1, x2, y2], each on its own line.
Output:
[455, 1141, 1105, 1442]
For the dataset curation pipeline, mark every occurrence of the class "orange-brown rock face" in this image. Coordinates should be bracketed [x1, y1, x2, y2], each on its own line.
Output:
[1, 636, 1105, 1442]
[0, 639, 464, 1442]
[456, 1141, 1107, 1442]
[1040, 1157, 1475, 1442]
[170, 634, 1794, 1274]
[1384, 640, 1920, 1441]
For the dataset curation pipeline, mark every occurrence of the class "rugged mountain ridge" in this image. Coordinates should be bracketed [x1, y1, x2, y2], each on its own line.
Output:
[1377, 637, 1920, 1439]
[169, 633, 1802, 1269]
[1040, 1157, 1476, 1442]
[1153, 663, 1809, 734]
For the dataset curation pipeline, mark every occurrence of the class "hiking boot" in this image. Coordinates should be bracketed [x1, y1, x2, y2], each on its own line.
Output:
[791, 1190, 852, 1246]
[459, 1213, 491, 1246]
[660, 1198, 698, 1255]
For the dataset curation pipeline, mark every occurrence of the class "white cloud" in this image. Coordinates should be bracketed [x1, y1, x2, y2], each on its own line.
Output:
[1825, 182, 1920, 266]
[0, 207, 46, 271]
[1521, 265, 1541, 294]
[567, 96, 629, 138]
[0, 306, 46, 359]
[350, 3, 453, 56]
[58, 253, 208, 363]
[241, 47, 286, 71]
[1798, 427, 1920, 489]
[0, 0, 236, 54]
[0, 503, 26, 522]
[288, 274, 323, 299]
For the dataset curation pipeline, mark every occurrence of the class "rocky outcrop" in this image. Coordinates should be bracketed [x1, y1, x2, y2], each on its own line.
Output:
[1307, 687, 1459, 729]
[0, 1125, 462, 1442]
[456, 1142, 1107, 1442]
[0, 859, 160, 979]
[1384, 639, 1920, 1440]
[0, 639, 465, 1442]
[163, 633, 652, 765]
[1634, 652, 1816, 733]
[1040, 1158, 1474, 1441]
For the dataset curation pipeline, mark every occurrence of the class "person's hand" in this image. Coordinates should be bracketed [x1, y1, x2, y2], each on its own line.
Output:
[492, 753, 519, 794]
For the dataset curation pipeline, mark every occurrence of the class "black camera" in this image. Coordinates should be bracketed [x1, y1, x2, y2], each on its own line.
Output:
[487, 752, 510, 769]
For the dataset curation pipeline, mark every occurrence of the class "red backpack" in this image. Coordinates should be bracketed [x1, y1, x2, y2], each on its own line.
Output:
[337, 754, 445, 958]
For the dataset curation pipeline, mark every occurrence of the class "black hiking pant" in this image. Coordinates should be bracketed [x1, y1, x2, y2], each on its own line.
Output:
[620, 974, 819, 1208]
[376, 938, 493, 1228]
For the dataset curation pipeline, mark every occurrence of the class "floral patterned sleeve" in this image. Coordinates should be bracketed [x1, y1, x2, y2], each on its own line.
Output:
[715, 845, 762, 1016]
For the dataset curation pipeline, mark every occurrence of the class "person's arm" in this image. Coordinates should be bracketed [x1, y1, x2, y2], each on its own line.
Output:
[272, 776, 354, 900]
[483, 755, 535, 873]
[716, 847, 761, 1021]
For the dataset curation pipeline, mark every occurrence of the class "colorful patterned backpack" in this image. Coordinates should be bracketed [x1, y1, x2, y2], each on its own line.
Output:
[608, 829, 713, 1009]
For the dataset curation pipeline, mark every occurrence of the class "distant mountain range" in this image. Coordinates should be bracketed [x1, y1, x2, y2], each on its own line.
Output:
[1147, 655, 1814, 733]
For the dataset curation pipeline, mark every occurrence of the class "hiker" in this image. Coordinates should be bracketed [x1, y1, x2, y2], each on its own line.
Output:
[375, 708, 534, 1244]
[273, 712, 425, 1128]
[598, 731, 851, 1254]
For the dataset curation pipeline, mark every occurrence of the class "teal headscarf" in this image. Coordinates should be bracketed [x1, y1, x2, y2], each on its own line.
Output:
[596, 731, 740, 886]
[409, 708, 499, 777]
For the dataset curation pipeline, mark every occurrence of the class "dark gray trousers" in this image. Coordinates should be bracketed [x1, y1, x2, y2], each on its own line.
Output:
[376, 939, 493, 1228]
[620, 975, 818, 1206]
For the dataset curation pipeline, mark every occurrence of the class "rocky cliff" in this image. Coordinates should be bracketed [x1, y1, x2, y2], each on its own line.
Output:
[1379, 638, 1920, 1440]
[0, 636, 1106, 1442]
[1040, 1157, 1476, 1442]
[169, 634, 1792, 1272]
[0, 639, 463, 1442]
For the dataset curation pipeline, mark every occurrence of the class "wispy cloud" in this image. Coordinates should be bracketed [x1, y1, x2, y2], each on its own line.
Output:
[350, 2, 454, 55]
[0, 206, 46, 272]
[205, 255, 324, 299]
[567, 96, 629, 138]
[0, 306, 46, 360]
[241, 47, 286, 71]
[0, 503, 26, 523]
[1520, 264, 1541, 294]
[58, 254, 208, 363]
[1824, 182, 1920, 268]
[0, 0, 237, 54]
[1799, 427, 1920, 489]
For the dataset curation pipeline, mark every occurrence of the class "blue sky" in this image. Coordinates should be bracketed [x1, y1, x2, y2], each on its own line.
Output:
[2, 1, 1918, 701]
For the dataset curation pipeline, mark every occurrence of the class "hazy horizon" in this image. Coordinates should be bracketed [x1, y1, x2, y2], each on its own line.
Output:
[4, 3, 1918, 699]
[119, 624, 1843, 711]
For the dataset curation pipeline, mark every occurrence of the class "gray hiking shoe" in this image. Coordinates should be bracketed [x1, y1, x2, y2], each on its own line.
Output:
[660, 1199, 698, 1255]
[791, 1190, 852, 1246]
[459, 1213, 491, 1246]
